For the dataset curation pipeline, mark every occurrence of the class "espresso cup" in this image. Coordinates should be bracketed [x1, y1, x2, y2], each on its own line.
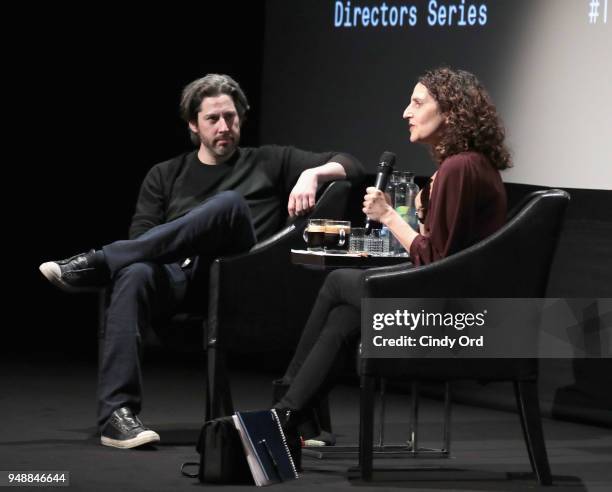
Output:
[303, 219, 326, 251]
[324, 221, 351, 253]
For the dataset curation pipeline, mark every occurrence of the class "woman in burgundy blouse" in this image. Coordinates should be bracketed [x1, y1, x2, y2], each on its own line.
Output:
[273, 68, 512, 464]
[364, 68, 510, 265]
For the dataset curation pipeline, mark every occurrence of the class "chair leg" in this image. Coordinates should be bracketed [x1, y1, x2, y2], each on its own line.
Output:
[359, 375, 376, 480]
[377, 378, 386, 447]
[409, 381, 419, 453]
[405, 381, 451, 457]
[514, 381, 552, 485]
[442, 382, 452, 455]
[206, 345, 234, 420]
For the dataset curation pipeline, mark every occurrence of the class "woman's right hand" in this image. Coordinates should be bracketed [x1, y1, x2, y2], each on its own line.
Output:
[363, 187, 395, 225]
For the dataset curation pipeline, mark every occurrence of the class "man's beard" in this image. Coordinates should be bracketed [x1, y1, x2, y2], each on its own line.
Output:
[203, 134, 239, 158]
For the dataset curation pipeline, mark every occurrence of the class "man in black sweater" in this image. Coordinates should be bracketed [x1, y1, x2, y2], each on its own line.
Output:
[39, 74, 363, 449]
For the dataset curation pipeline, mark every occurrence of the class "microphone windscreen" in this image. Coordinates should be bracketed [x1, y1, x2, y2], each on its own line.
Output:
[378, 151, 396, 168]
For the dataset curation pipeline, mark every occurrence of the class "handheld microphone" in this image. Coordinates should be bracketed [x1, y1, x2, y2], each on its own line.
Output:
[365, 151, 396, 233]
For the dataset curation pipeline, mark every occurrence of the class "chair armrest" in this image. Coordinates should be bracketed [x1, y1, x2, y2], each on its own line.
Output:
[362, 261, 422, 298]
[215, 180, 352, 260]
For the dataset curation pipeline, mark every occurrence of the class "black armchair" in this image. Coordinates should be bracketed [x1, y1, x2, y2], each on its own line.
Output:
[358, 189, 570, 484]
[206, 180, 352, 419]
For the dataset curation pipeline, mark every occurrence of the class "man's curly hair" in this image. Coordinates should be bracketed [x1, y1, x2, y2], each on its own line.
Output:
[419, 67, 512, 170]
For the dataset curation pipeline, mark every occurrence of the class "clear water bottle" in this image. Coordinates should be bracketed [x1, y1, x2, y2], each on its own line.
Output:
[394, 172, 407, 220]
[391, 173, 408, 255]
[386, 171, 400, 207]
[404, 172, 420, 232]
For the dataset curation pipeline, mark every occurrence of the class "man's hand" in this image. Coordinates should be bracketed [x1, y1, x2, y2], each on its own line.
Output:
[288, 169, 318, 217]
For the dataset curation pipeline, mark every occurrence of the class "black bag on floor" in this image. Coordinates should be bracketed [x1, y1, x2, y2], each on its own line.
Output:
[181, 415, 253, 484]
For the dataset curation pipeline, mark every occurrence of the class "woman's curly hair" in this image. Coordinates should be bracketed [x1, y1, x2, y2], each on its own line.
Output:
[419, 67, 512, 170]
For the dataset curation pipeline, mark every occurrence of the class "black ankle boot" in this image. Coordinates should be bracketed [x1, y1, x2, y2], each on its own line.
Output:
[274, 408, 302, 472]
[271, 379, 290, 406]
[272, 379, 323, 442]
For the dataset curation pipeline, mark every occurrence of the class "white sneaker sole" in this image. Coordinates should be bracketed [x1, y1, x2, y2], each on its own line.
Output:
[39, 261, 98, 293]
[303, 439, 327, 447]
[101, 430, 160, 449]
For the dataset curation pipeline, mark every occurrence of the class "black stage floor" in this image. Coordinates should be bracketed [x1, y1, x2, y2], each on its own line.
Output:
[1, 356, 611, 491]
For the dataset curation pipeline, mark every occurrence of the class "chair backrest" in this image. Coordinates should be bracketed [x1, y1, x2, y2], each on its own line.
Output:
[361, 189, 570, 382]
[365, 189, 570, 299]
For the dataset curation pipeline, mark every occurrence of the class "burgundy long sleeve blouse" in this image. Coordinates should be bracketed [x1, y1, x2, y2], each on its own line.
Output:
[409, 151, 507, 266]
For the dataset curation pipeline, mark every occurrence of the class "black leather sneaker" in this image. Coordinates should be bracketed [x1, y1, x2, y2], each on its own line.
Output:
[100, 407, 160, 449]
[39, 250, 109, 292]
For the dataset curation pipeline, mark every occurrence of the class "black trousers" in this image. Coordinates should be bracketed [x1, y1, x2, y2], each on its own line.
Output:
[97, 191, 256, 429]
[277, 268, 365, 412]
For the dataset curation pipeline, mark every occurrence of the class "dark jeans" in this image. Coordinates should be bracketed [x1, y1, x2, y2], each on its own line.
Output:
[97, 191, 256, 429]
[277, 268, 365, 412]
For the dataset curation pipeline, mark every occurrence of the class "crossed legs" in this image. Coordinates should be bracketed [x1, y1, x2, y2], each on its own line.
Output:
[41, 191, 256, 446]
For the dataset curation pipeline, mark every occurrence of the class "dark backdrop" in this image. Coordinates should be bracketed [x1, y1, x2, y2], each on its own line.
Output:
[17, 3, 265, 359]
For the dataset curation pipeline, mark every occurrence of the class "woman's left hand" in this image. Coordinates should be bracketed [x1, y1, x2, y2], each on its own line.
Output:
[363, 187, 394, 224]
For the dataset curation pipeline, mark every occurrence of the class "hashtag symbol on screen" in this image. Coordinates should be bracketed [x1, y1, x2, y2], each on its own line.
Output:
[588, 0, 600, 23]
